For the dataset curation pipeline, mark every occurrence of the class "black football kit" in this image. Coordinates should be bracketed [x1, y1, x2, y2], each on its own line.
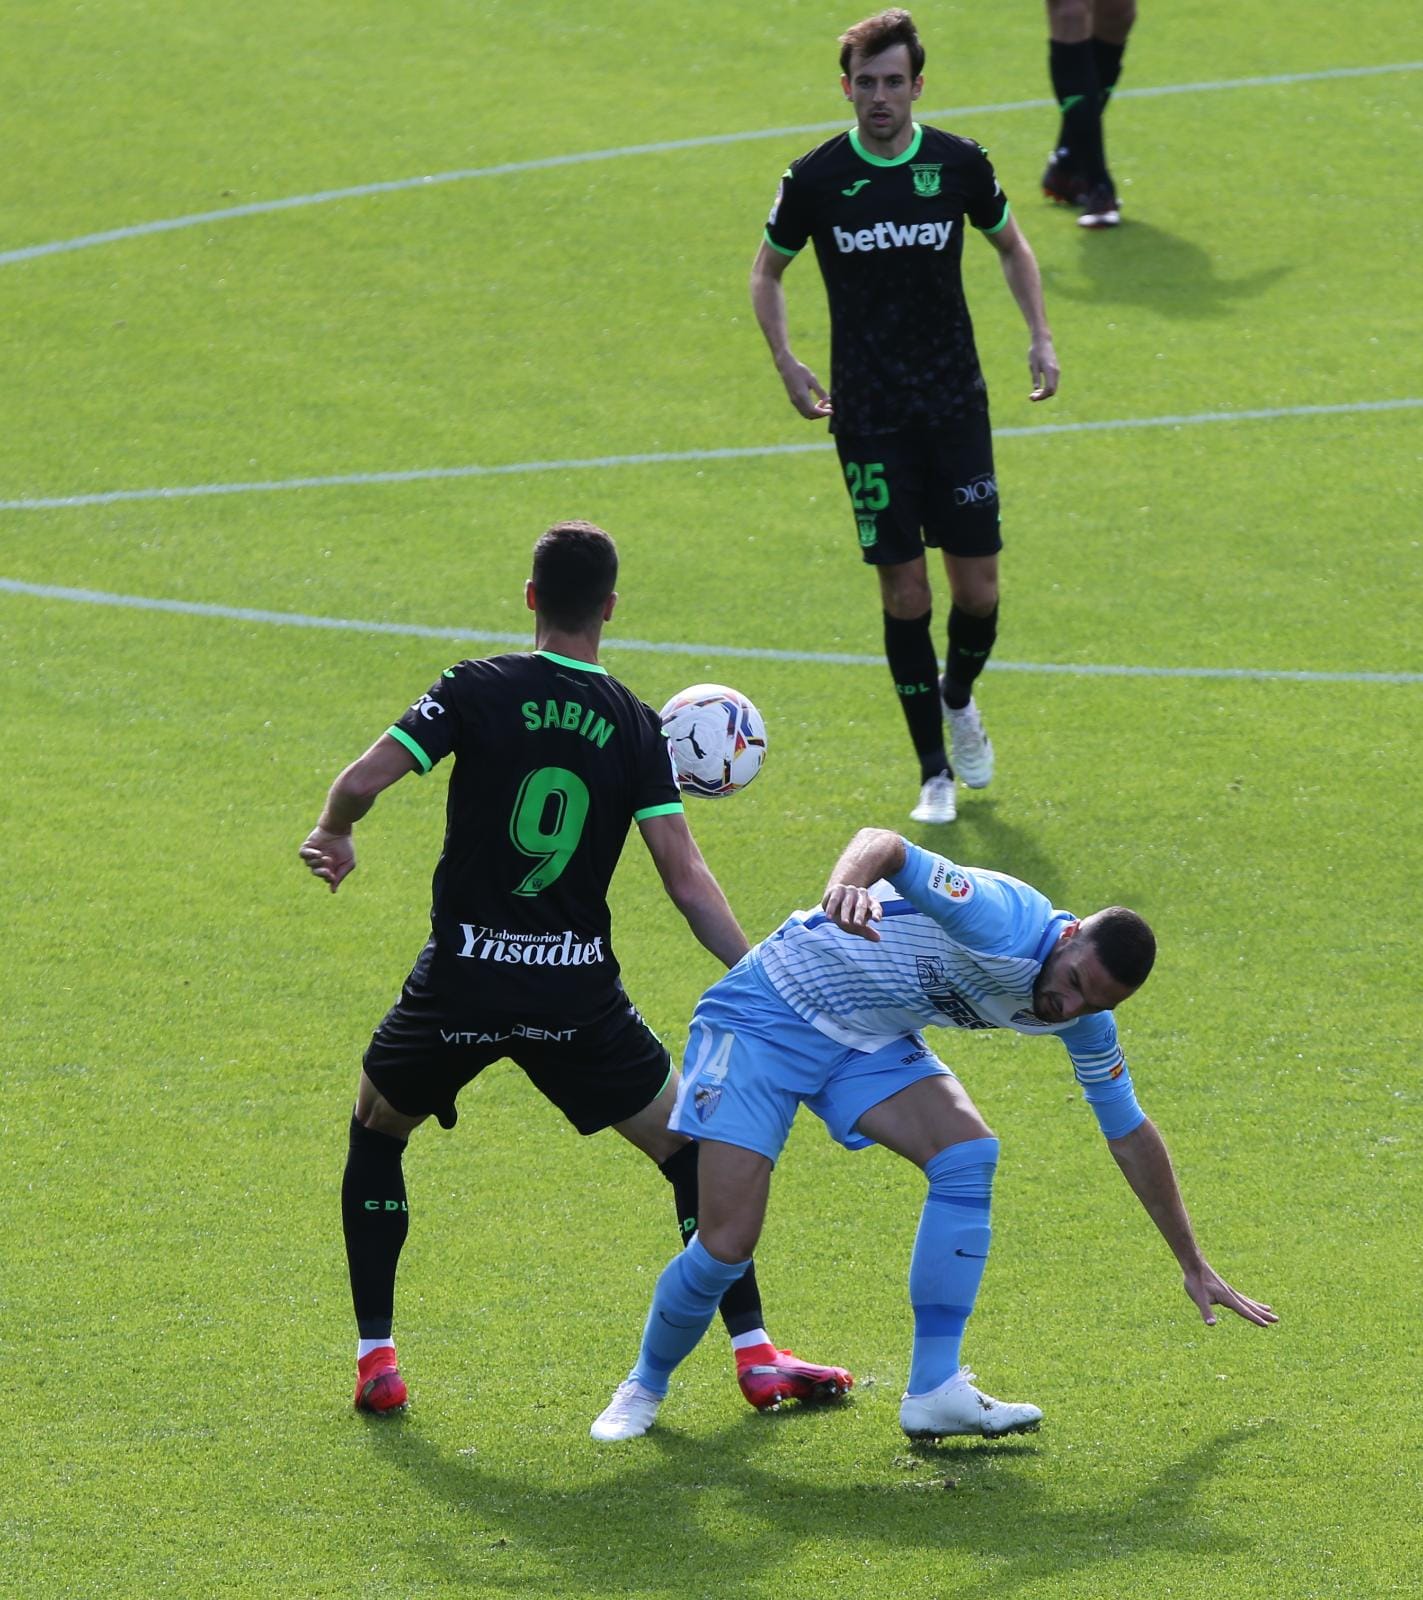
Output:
[363, 649, 685, 1131]
[765, 123, 1010, 561]
[765, 123, 1011, 434]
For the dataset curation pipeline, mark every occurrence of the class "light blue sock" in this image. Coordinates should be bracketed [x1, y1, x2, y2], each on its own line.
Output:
[630, 1236, 750, 1396]
[907, 1137, 1000, 1395]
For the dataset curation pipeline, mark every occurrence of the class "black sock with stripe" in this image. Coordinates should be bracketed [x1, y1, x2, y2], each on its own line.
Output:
[885, 610, 949, 779]
[342, 1114, 409, 1340]
[1049, 38, 1106, 182]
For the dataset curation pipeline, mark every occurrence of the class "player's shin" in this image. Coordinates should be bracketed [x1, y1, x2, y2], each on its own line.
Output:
[943, 603, 998, 710]
[1092, 36, 1127, 111]
[630, 1237, 750, 1396]
[341, 1113, 410, 1340]
[659, 1141, 767, 1337]
[906, 1138, 1000, 1395]
[1048, 38, 1106, 181]
[884, 610, 949, 778]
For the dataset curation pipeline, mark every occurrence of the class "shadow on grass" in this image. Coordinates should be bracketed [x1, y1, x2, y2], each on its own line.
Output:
[360, 1407, 1268, 1597]
[1049, 218, 1291, 320]
[942, 797, 1168, 918]
[912, 798, 1064, 898]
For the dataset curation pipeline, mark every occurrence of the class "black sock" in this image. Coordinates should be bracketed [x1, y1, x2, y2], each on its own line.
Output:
[660, 1141, 766, 1339]
[884, 610, 948, 780]
[341, 1114, 409, 1340]
[1049, 38, 1105, 181]
[943, 604, 998, 711]
[1092, 36, 1127, 107]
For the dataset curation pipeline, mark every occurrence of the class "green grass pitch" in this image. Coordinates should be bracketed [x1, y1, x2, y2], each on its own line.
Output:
[3, 3, 1420, 1596]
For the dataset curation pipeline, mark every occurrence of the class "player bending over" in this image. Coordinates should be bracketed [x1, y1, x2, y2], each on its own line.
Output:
[591, 828, 1275, 1442]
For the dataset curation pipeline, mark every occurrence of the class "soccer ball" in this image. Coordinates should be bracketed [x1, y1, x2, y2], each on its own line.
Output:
[658, 683, 768, 798]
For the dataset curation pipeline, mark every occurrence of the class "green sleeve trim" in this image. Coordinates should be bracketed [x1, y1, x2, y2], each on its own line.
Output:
[762, 229, 799, 258]
[634, 801, 685, 821]
[979, 201, 1012, 235]
[387, 725, 433, 774]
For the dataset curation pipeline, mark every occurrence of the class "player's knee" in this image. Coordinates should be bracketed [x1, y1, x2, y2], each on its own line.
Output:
[925, 1133, 1000, 1188]
[354, 1078, 423, 1140]
[697, 1217, 761, 1266]
[879, 565, 932, 618]
[1094, 0, 1137, 37]
[359, 1104, 415, 1139]
[932, 1120, 996, 1160]
[949, 579, 998, 618]
[1046, 0, 1093, 38]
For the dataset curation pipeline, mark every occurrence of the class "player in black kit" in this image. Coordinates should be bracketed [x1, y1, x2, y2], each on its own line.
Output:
[299, 521, 850, 1417]
[750, 9, 1059, 826]
[1042, 0, 1137, 228]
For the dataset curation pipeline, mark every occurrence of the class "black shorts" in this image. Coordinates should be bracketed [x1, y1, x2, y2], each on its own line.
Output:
[834, 413, 1002, 565]
[362, 980, 672, 1136]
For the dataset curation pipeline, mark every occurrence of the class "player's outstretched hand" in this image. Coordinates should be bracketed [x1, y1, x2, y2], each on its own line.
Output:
[1028, 333, 1059, 402]
[821, 883, 883, 941]
[299, 826, 356, 893]
[778, 357, 834, 420]
[1183, 1261, 1278, 1328]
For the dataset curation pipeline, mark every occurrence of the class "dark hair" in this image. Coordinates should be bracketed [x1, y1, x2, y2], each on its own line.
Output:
[839, 8, 925, 78]
[530, 520, 618, 630]
[1082, 907, 1157, 990]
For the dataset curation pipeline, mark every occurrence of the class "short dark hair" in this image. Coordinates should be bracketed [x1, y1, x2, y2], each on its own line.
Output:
[1082, 907, 1157, 990]
[839, 8, 925, 78]
[530, 520, 618, 630]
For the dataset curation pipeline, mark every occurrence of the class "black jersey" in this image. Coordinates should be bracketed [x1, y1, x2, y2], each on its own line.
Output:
[764, 123, 1010, 434]
[385, 650, 683, 1014]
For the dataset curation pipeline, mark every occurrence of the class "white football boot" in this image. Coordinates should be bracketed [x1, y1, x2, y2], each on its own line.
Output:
[946, 699, 994, 789]
[590, 1379, 663, 1442]
[899, 1368, 1042, 1439]
[909, 772, 957, 824]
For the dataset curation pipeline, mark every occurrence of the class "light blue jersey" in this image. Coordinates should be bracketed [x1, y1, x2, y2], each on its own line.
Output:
[750, 841, 1143, 1139]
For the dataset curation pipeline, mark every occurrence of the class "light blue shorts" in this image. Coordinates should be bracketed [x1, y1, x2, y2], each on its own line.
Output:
[668, 956, 954, 1164]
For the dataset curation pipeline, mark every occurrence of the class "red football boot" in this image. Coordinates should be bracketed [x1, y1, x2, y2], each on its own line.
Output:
[354, 1346, 409, 1414]
[1041, 151, 1086, 206]
[736, 1344, 854, 1412]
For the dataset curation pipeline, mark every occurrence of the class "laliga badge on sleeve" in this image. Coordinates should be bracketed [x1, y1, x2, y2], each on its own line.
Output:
[930, 861, 975, 902]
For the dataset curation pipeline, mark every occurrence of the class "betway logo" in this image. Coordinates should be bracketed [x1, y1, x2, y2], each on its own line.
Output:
[456, 924, 606, 967]
[834, 219, 955, 253]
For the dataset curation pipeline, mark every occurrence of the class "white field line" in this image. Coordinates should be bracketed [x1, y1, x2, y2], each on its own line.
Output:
[1, 578, 1418, 685]
[1, 62, 1418, 267]
[2, 398, 1418, 513]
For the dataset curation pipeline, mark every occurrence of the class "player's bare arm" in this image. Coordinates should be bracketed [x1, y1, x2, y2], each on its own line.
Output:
[821, 826, 907, 939]
[827, 826, 907, 888]
[749, 241, 833, 420]
[299, 733, 418, 893]
[1107, 1117, 1278, 1328]
[983, 216, 1059, 401]
[638, 811, 750, 968]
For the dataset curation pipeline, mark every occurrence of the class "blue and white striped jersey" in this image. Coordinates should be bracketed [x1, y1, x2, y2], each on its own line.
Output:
[752, 840, 1142, 1136]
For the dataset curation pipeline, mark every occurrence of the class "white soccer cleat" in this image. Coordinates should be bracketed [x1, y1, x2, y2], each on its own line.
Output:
[899, 1368, 1043, 1439]
[1076, 181, 1121, 229]
[590, 1379, 663, 1442]
[946, 700, 994, 789]
[910, 772, 957, 824]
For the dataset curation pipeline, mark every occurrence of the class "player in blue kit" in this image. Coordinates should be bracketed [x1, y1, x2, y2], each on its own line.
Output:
[591, 828, 1276, 1442]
